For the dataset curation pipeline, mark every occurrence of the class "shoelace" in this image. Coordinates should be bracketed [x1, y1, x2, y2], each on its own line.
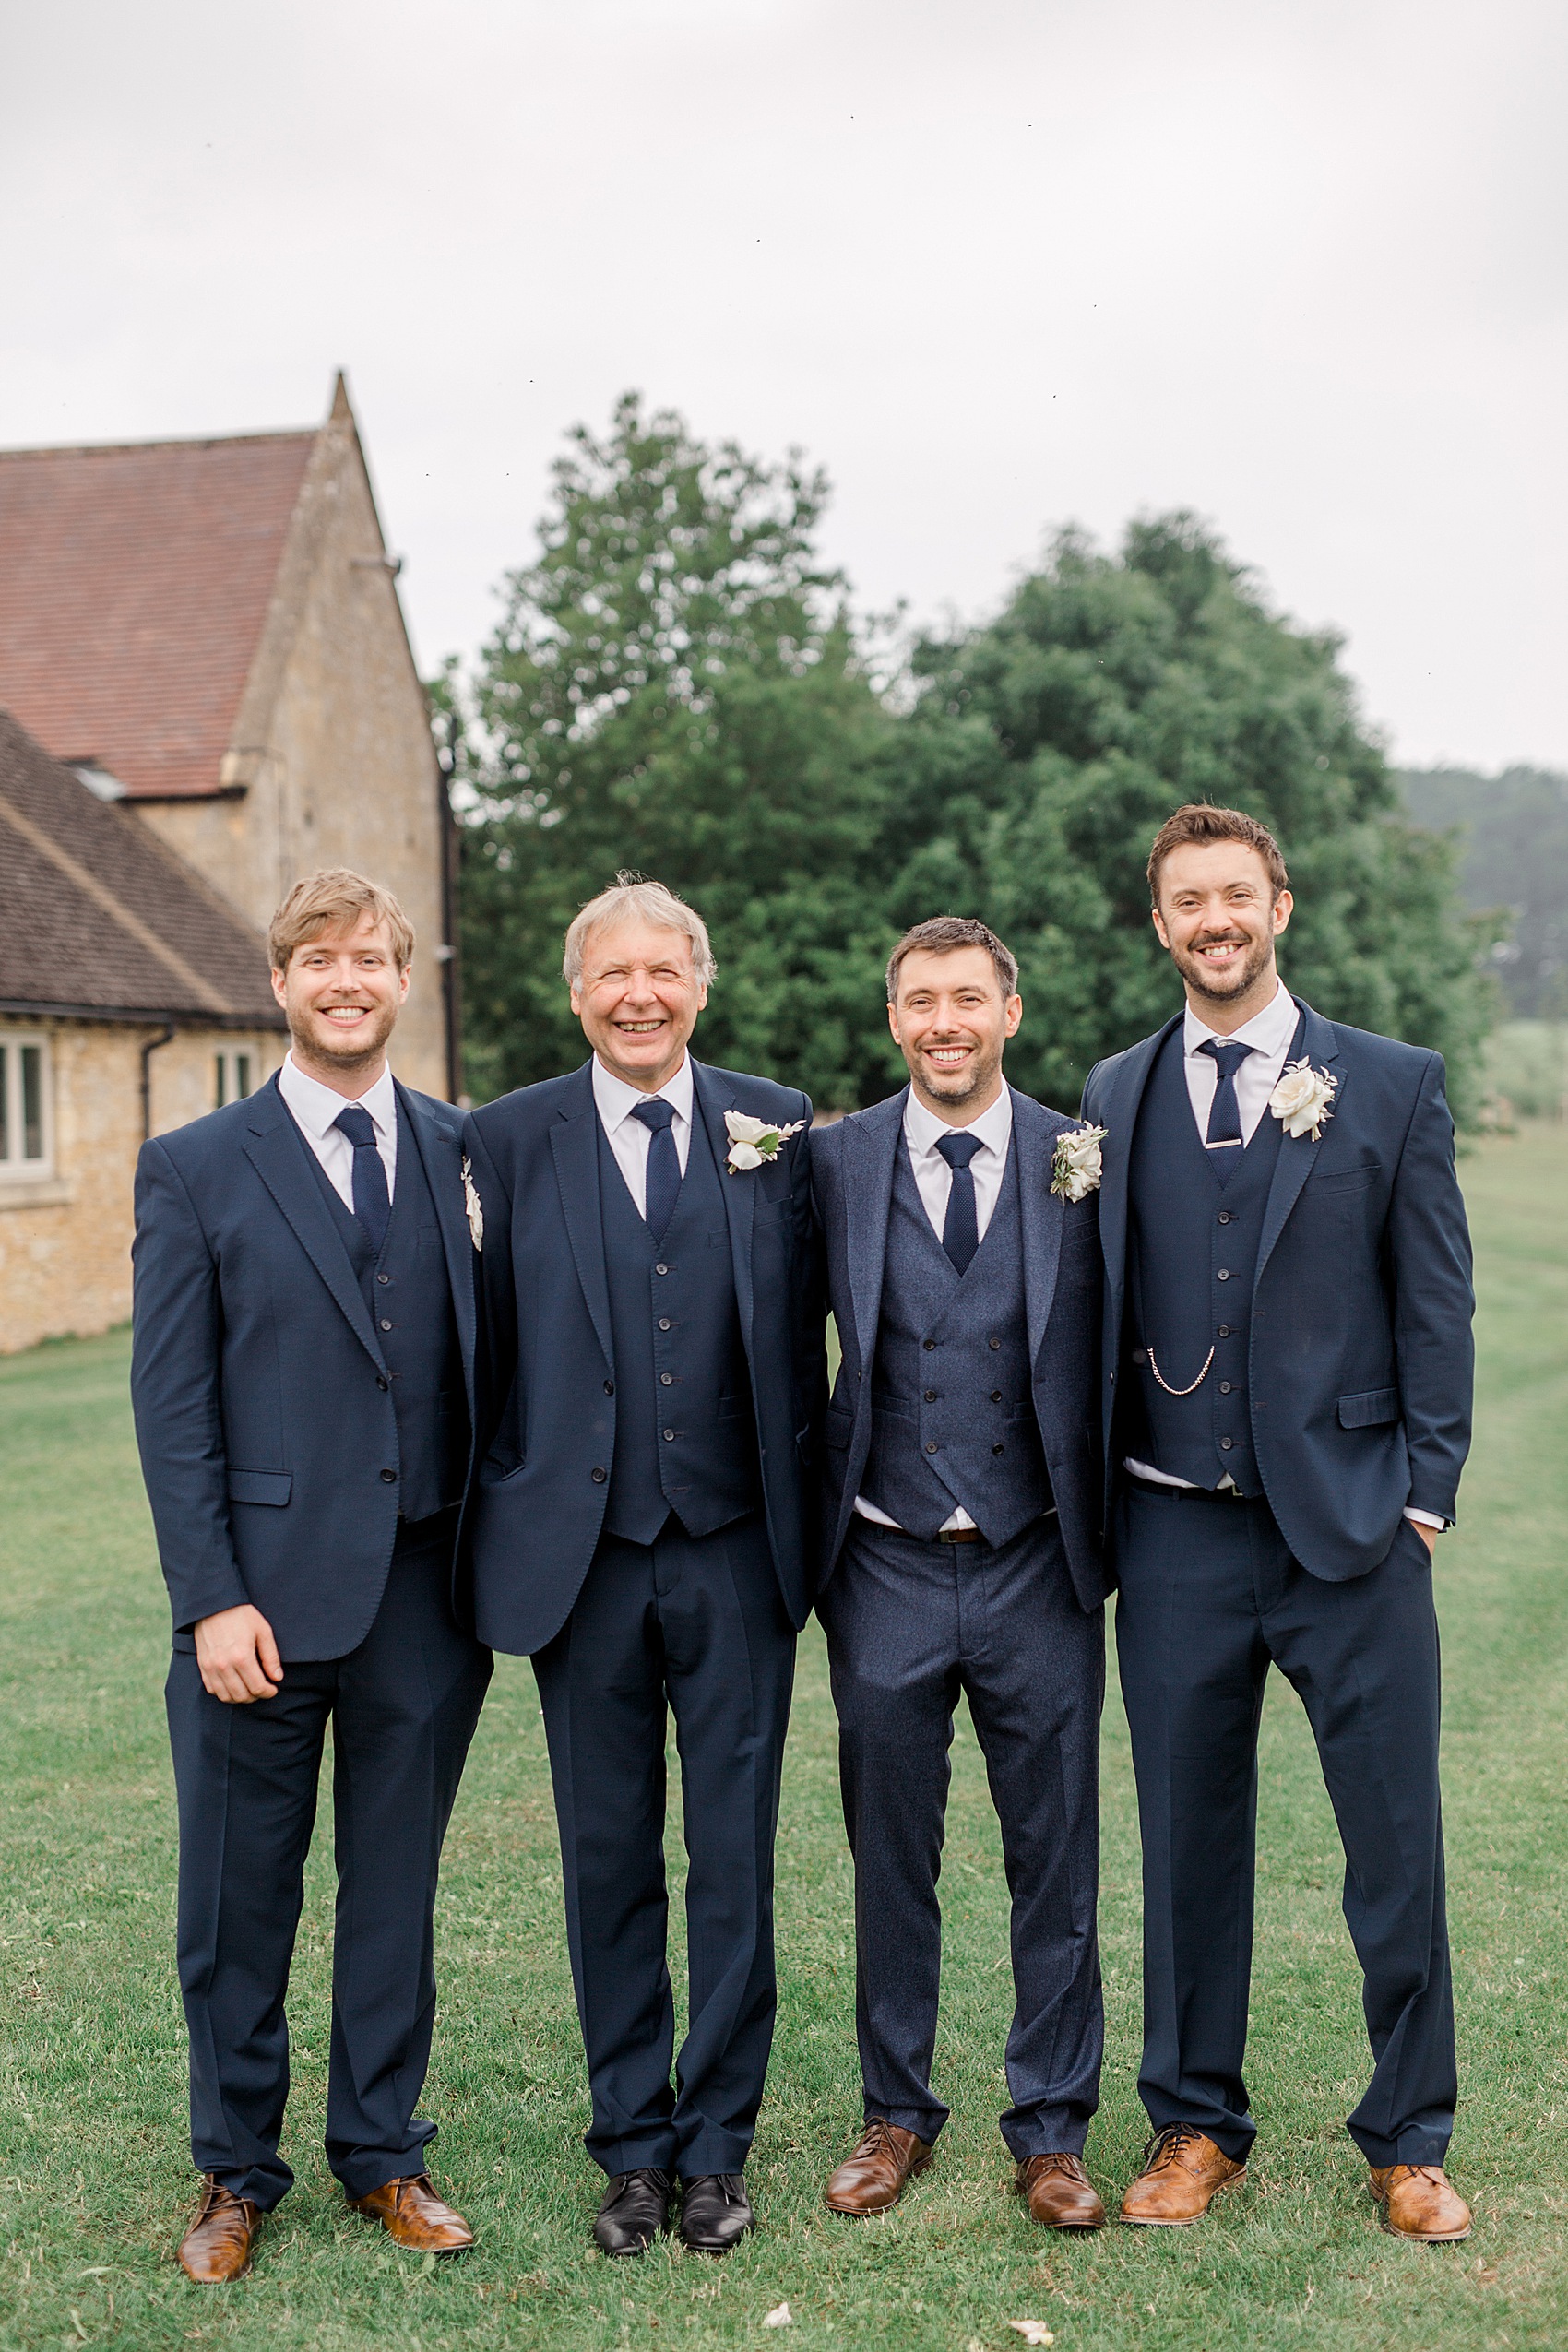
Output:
[1142, 2123, 1205, 2171]
[855, 2121, 905, 2162]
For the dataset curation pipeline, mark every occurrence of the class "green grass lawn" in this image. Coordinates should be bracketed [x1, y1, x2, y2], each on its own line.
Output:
[1, 1126, 1564, 2352]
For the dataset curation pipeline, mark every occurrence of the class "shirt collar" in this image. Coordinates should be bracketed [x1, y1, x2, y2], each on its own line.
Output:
[903, 1081, 1015, 1159]
[591, 1051, 695, 1134]
[1183, 980, 1299, 1063]
[279, 1051, 397, 1141]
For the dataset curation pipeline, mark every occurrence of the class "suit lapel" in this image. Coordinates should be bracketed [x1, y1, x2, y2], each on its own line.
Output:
[693, 1063, 755, 1355]
[242, 1075, 386, 1372]
[1255, 1002, 1344, 1283]
[1012, 1091, 1064, 1371]
[549, 1062, 614, 1372]
[1097, 1015, 1181, 1324]
[398, 1082, 477, 1417]
[845, 1090, 905, 1373]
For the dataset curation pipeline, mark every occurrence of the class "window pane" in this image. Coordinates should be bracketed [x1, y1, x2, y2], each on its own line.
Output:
[235, 1054, 252, 1099]
[215, 1052, 227, 1110]
[0, 1046, 9, 1160]
[21, 1046, 42, 1159]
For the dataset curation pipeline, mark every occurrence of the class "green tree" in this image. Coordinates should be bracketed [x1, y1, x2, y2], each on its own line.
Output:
[449, 393, 897, 1107]
[893, 516, 1500, 1115]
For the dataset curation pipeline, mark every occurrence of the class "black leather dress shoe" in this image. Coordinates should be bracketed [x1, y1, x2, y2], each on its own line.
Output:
[680, 2173, 754, 2254]
[593, 2168, 674, 2257]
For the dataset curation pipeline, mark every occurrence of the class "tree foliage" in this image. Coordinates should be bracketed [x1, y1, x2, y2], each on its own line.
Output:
[448, 399, 1497, 1117]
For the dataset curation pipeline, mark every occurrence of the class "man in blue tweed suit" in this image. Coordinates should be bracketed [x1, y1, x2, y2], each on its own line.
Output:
[1085, 804, 1475, 2242]
[810, 918, 1111, 2231]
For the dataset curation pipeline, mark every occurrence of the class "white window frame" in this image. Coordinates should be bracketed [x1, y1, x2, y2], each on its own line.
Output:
[0, 1031, 54, 1182]
[214, 1047, 256, 1110]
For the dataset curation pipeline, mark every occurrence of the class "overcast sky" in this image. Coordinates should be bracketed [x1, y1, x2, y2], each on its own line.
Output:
[2, 0, 1563, 772]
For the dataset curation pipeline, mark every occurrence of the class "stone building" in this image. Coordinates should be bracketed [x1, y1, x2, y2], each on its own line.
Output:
[0, 713, 284, 1353]
[0, 377, 456, 1351]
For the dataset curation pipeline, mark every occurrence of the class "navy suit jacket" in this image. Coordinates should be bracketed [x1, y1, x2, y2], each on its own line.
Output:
[462, 1058, 828, 1655]
[811, 1084, 1109, 1613]
[131, 1073, 479, 1658]
[1083, 999, 1475, 1581]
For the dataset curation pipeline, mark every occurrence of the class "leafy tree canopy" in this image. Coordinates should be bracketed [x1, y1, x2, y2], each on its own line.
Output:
[445, 399, 1497, 1118]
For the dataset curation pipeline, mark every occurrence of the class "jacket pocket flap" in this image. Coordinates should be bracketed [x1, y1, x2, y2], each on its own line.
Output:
[824, 1410, 853, 1452]
[227, 1469, 293, 1506]
[1337, 1387, 1399, 1430]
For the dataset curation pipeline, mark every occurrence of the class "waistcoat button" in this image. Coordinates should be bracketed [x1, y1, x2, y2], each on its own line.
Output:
[380, 1317, 394, 1330]
[1220, 1437, 1234, 1451]
[1218, 1324, 1231, 1337]
[591, 1467, 607, 1482]
[1218, 1212, 1232, 1225]
[988, 1336, 1001, 1349]
[992, 1443, 1004, 1456]
[663, 1428, 676, 1442]
[380, 1468, 396, 1483]
[923, 1339, 936, 1351]
[1216, 1268, 1230, 1281]
[924, 1388, 937, 1402]
[655, 1263, 669, 1276]
[376, 1271, 391, 1284]
[991, 1389, 1002, 1402]
[660, 1372, 674, 1385]
[603, 1379, 614, 1395]
[925, 1440, 938, 1455]
[659, 1318, 671, 1332]
[1219, 1381, 1232, 1394]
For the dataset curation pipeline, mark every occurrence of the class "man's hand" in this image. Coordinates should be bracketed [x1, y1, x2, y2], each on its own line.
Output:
[1411, 1521, 1439, 1560]
[194, 1604, 283, 1703]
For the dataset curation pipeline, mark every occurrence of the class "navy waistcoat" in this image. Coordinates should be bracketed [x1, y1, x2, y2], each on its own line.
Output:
[1124, 1016, 1302, 1493]
[597, 1108, 760, 1546]
[297, 1109, 469, 1523]
[860, 1132, 1051, 1544]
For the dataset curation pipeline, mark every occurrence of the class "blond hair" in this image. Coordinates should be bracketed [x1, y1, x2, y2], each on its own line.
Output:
[268, 869, 416, 973]
[563, 873, 716, 991]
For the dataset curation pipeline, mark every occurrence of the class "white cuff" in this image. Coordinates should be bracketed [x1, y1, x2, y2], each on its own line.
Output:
[1404, 1508, 1448, 1532]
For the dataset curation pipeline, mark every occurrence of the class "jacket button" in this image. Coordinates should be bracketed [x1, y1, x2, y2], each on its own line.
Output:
[380, 1468, 396, 1483]
[380, 1317, 394, 1330]
[659, 1318, 671, 1332]
[924, 1388, 937, 1402]
[1220, 1437, 1234, 1451]
[1218, 1211, 1232, 1225]
[991, 1389, 1002, 1402]
[663, 1428, 676, 1442]
[925, 1440, 938, 1455]
[655, 1263, 669, 1276]
[603, 1379, 614, 1395]
[591, 1467, 607, 1482]
[660, 1372, 674, 1386]
[375, 1375, 388, 1391]
[376, 1271, 391, 1284]
[992, 1443, 1004, 1456]
[1216, 1269, 1230, 1282]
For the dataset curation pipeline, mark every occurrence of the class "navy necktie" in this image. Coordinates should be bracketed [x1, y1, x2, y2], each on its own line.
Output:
[333, 1103, 391, 1252]
[631, 1096, 681, 1242]
[1198, 1038, 1255, 1186]
[935, 1131, 984, 1274]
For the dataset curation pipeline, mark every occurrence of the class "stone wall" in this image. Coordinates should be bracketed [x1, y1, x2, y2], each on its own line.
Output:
[0, 1017, 283, 1356]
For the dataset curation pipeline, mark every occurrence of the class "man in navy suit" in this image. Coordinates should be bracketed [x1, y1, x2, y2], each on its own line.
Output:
[463, 877, 826, 2258]
[1084, 804, 1475, 2242]
[810, 918, 1111, 2231]
[132, 871, 492, 2284]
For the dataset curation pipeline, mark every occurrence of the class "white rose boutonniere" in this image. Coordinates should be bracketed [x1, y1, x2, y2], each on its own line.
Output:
[1051, 1123, 1107, 1203]
[724, 1109, 806, 1174]
[461, 1154, 484, 1251]
[1268, 1058, 1337, 1141]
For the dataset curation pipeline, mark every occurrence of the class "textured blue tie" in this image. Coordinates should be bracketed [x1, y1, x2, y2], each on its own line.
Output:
[333, 1104, 391, 1252]
[1198, 1039, 1255, 1186]
[631, 1096, 681, 1242]
[935, 1130, 984, 1274]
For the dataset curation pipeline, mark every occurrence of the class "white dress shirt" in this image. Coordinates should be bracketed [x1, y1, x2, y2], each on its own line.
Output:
[277, 1051, 398, 1209]
[592, 1052, 694, 1218]
[1125, 984, 1443, 1529]
[854, 1084, 1016, 1535]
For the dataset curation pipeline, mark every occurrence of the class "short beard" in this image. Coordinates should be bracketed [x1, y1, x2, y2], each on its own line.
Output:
[289, 1002, 398, 1077]
[1170, 929, 1276, 1007]
[910, 1039, 1003, 1111]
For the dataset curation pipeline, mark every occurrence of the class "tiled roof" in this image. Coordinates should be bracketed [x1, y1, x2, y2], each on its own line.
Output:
[0, 710, 282, 1025]
[0, 429, 314, 799]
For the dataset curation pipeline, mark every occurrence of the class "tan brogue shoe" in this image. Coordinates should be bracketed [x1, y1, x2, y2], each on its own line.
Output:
[1016, 2153, 1107, 2229]
[1368, 2163, 1472, 2243]
[350, 2173, 475, 2252]
[177, 2178, 260, 2282]
[824, 2120, 933, 2215]
[1119, 2126, 1246, 2226]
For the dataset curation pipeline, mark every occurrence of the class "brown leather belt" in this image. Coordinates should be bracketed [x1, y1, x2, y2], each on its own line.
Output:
[936, 1526, 984, 1544]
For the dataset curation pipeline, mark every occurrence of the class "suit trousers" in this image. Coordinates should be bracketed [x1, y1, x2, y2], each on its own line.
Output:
[1114, 1479, 1456, 2166]
[817, 1515, 1105, 2158]
[166, 1513, 493, 2207]
[531, 1512, 795, 2179]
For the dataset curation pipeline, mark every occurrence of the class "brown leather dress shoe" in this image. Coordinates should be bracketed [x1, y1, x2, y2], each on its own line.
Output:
[177, 2178, 260, 2282]
[349, 2173, 475, 2252]
[824, 2120, 933, 2215]
[1368, 2163, 1472, 2242]
[1016, 2153, 1107, 2229]
[1119, 2126, 1246, 2226]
